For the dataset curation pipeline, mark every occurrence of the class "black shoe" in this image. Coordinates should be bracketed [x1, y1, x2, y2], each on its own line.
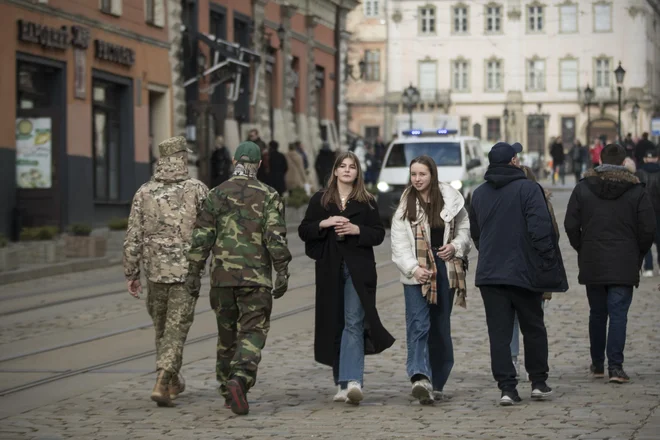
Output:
[531, 383, 553, 400]
[590, 363, 605, 378]
[608, 367, 630, 384]
[499, 390, 522, 406]
[227, 377, 249, 415]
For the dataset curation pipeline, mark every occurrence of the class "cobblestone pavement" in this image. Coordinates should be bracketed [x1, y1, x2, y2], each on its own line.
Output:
[1, 192, 660, 439]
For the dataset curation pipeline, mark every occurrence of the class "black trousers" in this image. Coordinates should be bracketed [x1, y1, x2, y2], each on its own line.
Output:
[480, 285, 549, 391]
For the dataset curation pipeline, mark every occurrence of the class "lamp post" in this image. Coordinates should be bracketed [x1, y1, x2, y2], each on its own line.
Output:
[614, 62, 626, 142]
[502, 107, 509, 142]
[584, 84, 594, 144]
[401, 83, 420, 130]
[632, 101, 640, 138]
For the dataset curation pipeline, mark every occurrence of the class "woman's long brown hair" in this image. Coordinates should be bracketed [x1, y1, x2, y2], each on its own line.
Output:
[401, 155, 444, 228]
[321, 151, 374, 209]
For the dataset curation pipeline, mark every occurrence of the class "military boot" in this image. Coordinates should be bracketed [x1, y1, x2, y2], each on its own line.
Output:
[151, 370, 174, 407]
[169, 373, 186, 400]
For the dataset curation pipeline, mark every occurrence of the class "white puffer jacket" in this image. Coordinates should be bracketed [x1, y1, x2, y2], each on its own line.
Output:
[391, 183, 472, 285]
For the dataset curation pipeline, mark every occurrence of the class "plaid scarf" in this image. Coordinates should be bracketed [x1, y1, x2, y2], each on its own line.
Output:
[413, 223, 437, 305]
[413, 218, 468, 308]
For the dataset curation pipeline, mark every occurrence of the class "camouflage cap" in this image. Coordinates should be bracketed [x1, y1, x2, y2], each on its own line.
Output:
[159, 136, 192, 157]
[234, 141, 262, 163]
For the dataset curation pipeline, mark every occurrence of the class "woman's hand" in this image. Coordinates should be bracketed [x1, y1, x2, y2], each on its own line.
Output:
[334, 221, 360, 236]
[319, 216, 347, 229]
[413, 267, 434, 284]
[436, 244, 456, 261]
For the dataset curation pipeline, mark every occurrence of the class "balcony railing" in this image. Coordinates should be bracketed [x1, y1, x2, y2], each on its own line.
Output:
[578, 86, 626, 105]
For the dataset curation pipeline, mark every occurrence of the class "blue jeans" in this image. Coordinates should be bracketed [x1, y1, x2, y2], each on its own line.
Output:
[643, 216, 660, 270]
[404, 258, 455, 392]
[338, 264, 365, 386]
[510, 301, 546, 357]
[586, 285, 634, 369]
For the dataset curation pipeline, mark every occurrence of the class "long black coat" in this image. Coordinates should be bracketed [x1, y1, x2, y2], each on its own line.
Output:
[469, 164, 569, 293]
[298, 191, 395, 367]
[564, 167, 656, 287]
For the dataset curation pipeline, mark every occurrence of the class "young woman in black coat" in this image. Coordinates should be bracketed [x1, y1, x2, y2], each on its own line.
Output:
[298, 151, 395, 405]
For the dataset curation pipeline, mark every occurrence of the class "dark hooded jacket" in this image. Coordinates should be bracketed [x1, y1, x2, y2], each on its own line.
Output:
[564, 166, 656, 287]
[469, 164, 568, 293]
[636, 162, 660, 214]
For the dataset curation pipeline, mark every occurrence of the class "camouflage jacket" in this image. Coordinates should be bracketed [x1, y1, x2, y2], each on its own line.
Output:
[123, 156, 209, 283]
[187, 175, 292, 288]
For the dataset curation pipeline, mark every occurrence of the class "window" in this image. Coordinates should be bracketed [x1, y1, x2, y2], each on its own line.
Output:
[486, 118, 501, 142]
[419, 6, 436, 34]
[452, 60, 470, 92]
[460, 117, 470, 136]
[527, 59, 545, 91]
[485, 5, 501, 33]
[100, 0, 122, 16]
[559, 4, 577, 33]
[365, 126, 379, 141]
[594, 3, 612, 32]
[385, 142, 462, 168]
[419, 61, 437, 100]
[560, 59, 578, 91]
[453, 5, 468, 33]
[93, 80, 121, 201]
[486, 59, 502, 91]
[145, 0, 164, 26]
[595, 57, 611, 88]
[528, 5, 544, 32]
[364, 0, 379, 17]
[364, 50, 380, 82]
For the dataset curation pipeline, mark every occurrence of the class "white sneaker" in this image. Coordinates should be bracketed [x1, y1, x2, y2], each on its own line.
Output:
[642, 270, 654, 277]
[411, 379, 434, 405]
[333, 386, 348, 402]
[345, 381, 363, 405]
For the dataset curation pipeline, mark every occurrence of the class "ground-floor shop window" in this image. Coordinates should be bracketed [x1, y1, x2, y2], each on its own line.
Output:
[92, 80, 121, 201]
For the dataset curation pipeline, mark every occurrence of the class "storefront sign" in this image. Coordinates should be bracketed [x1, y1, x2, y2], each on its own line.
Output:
[17, 20, 69, 50]
[94, 40, 135, 67]
[15, 118, 53, 189]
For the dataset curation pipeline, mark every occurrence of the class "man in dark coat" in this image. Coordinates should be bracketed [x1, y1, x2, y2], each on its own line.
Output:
[210, 136, 232, 188]
[564, 143, 656, 385]
[314, 142, 336, 188]
[636, 147, 660, 276]
[268, 140, 288, 196]
[470, 141, 568, 406]
[550, 137, 565, 185]
[634, 132, 655, 166]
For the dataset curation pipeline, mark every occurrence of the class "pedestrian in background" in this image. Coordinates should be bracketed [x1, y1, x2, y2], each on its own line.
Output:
[590, 139, 604, 169]
[123, 136, 209, 407]
[267, 140, 288, 196]
[636, 147, 660, 277]
[565, 144, 656, 384]
[298, 151, 394, 405]
[550, 136, 566, 185]
[635, 133, 655, 167]
[315, 141, 336, 188]
[186, 141, 292, 415]
[569, 140, 588, 183]
[470, 142, 567, 406]
[390, 155, 471, 405]
[510, 164, 559, 377]
[285, 142, 307, 192]
[210, 135, 232, 188]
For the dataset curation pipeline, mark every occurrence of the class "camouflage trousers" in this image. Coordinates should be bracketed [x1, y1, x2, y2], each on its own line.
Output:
[209, 286, 272, 396]
[146, 281, 198, 373]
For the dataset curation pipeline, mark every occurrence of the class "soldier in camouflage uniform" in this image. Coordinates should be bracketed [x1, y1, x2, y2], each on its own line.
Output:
[123, 136, 208, 407]
[186, 141, 292, 415]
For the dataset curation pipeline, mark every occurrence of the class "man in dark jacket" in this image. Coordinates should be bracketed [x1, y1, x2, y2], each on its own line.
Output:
[314, 142, 336, 188]
[268, 140, 288, 196]
[210, 136, 232, 188]
[564, 144, 656, 384]
[550, 137, 565, 185]
[470, 142, 568, 406]
[636, 147, 660, 276]
[634, 132, 655, 166]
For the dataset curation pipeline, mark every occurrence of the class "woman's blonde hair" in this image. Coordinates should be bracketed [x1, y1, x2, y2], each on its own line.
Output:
[321, 151, 374, 209]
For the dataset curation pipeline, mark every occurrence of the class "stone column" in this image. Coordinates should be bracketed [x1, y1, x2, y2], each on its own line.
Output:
[337, 8, 350, 151]
[251, 0, 271, 141]
[167, 0, 186, 138]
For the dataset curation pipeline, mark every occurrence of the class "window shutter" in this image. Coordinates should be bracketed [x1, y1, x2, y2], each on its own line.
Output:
[111, 0, 122, 16]
[153, 0, 165, 27]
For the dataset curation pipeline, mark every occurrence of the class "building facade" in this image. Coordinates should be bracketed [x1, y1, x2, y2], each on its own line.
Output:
[385, 0, 660, 155]
[181, 0, 358, 189]
[0, 0, 173, 239]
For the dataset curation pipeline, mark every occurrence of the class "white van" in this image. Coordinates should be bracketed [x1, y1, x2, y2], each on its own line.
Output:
[376, 129, 486, 224]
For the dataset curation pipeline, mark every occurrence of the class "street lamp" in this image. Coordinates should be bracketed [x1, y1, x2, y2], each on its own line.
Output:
[502, 107, 509, 142]
[584, 84, 594, 144]
[401, 83, 420, 130]
[614, 62, 626, 142]
[632, 101, 640, 137]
